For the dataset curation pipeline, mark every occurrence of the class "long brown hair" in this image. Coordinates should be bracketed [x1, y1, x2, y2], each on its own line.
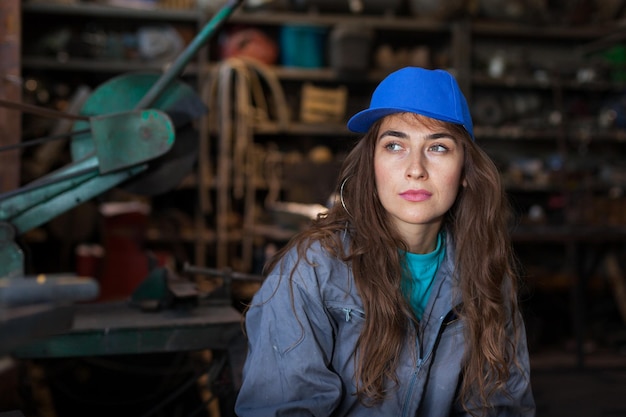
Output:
[262, 114, 522, 413]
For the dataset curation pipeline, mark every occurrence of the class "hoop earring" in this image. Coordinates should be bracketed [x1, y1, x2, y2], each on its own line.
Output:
[340, 176, 352, 217]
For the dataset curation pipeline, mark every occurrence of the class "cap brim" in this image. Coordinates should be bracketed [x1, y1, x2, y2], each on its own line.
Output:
[347, 107, 467, 134]
[347, 108, 408, 133]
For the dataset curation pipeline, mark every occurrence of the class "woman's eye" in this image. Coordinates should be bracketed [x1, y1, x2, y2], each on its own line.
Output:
[384, 142, 403, 152]
[429, 144, 449, 152]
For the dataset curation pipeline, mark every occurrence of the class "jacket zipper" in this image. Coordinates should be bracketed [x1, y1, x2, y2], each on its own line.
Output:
[341, 307, 365, 322]
[401, 307, 461, 416]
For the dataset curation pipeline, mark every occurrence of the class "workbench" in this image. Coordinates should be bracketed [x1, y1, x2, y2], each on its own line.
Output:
[8, 300, 244, 417]
[13, 300, 243, 358]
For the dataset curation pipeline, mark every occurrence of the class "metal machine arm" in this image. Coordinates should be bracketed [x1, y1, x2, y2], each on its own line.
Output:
[0, 0, 245, 353]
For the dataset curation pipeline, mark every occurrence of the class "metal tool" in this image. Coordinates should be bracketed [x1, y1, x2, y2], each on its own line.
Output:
[129, 263, 264, 312]
[0, 0, 244, 282]
[0, 0, 245, 351]
[183, 263, 265, 283]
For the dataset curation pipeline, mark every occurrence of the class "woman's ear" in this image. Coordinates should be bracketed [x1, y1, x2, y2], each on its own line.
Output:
[462, 178, 468, 187]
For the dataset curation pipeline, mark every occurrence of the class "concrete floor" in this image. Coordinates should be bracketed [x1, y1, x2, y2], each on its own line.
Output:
[1, 346, 626, 416]
[530, 348, 626, 417]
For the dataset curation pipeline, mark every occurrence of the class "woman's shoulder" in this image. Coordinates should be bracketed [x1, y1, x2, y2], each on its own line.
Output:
[279, 230, 350, 267]
[267, 233, 355, 298]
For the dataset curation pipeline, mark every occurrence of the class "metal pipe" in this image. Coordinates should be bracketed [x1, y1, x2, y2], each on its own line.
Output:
[134, 0, 245, 110]
[183, 263, 264, 282]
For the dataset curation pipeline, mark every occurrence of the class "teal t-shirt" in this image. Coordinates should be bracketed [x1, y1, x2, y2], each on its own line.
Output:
[400, 232, 446, 319]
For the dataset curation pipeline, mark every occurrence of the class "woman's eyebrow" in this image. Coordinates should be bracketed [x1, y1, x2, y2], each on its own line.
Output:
[379, 130, 458, 142]
[378, 129, 408, 139]
[427, 132, 458, 142]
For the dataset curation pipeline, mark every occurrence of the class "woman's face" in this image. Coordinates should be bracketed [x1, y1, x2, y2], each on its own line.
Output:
[374, 113, 465, 246]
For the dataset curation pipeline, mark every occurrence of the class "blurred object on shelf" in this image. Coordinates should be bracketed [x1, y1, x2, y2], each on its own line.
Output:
[409, 0, 475, 19]
[602, 94, 626, 129]
[75, 243, 105, 280]
[27, 23, 189, 63]
[375, 45, 395, 70]
[308, 145, 333, 164]
[281, 157, 341, 205]
[479, 0, 626, 25]
[605, 251, 626, 325]
[580, 194, 626, 226]
[600, 166, 626, 188]
[137, 25, 185, 61]
[199, 0, 287, 12]
[592, 0, 626, 23]
[526, 204, 547, 224]
[487, 50, 508, 78]
[97, 201, 152, 301]
[267, 201, 328, 231]
[602, 45, 626, 83]
[473, 95, 505, 126]
[473, 45, 535, 80]
[26, 0, 78, 3]
[506, 157, 550, 189]
[472, 92, 543, 127]
[290, 0, 402, 15]
[197, 0, 228, 11]
[478, 0, 550, 23]
[280, 25, 326, 68]
[158, 0, 195, 8]
[299, 83, 347, 123]
[28, 27, 73, 60]
[245, 0, 291, 10]
[375, 44, 431, 71]
[219, 26, 279, 65]
[329, 24, 373, 73]
[104, 0, 160, 9]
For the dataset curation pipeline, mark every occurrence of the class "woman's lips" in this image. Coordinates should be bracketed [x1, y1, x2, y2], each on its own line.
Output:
[399, 189, 432, 202]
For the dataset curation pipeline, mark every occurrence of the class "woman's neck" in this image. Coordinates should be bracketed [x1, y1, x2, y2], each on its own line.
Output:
[403, 223, 442, 254]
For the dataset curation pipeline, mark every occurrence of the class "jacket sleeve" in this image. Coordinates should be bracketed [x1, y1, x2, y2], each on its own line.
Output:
[453, 312, 536, 417]
[235, 249, 342, 417]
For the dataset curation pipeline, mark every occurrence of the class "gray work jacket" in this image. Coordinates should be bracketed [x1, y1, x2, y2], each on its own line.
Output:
[235, 236, 536, 417]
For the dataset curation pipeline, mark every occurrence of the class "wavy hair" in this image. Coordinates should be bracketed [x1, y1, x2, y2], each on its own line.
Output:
[263, 114, 522, 414]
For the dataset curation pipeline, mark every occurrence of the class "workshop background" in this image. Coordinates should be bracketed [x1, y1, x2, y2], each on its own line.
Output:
[1, 0, 626, 416]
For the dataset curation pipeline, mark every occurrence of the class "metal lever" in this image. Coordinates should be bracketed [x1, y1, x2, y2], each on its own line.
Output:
[183, 263, 264, 283]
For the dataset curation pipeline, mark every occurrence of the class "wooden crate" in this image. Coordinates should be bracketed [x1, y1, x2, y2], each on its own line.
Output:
[300, 83, 347, 123]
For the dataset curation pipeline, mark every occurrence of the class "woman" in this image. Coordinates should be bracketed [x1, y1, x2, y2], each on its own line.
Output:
[235, 67, 535, 416]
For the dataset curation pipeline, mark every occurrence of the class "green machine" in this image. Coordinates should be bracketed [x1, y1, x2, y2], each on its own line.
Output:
[0, 0, 245, 355]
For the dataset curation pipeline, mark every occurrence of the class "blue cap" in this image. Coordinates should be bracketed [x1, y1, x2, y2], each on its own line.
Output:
[347, 67, 474, 140]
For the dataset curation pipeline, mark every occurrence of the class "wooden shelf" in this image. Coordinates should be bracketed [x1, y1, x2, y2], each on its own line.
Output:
[472, 73, 626, 92]
[475, 125, 626, 142]
[22, 2, 453, 33]
[22, 56, 199, 74]
[253, 121, 355, 136]
[22, 1, 200, 21]
[228, 9, 451, 32]
[471, 19, 626, 40]
[18, 2, 626, 276]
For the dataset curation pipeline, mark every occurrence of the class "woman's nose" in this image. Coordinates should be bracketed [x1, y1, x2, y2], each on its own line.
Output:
[406, 152, 427, 180]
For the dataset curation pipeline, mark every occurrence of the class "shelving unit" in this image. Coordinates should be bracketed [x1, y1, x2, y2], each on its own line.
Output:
[467, 18, 626, 211]
[21, 2, 202, 72]
[17, 2, 626, 282]
[459, 17, 626, 365]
